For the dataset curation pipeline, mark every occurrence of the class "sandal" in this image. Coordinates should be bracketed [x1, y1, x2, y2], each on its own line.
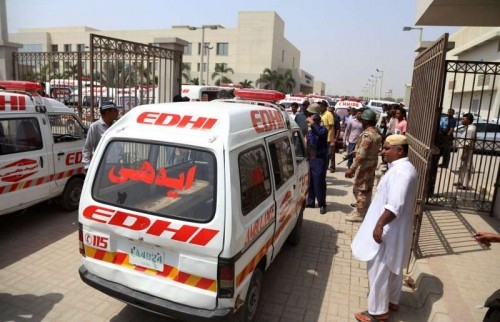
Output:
[355, 310, 389, 322]
[389, 302, 399, 311]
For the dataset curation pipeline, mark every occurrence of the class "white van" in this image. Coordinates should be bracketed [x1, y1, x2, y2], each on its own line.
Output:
[78, 94, 309, 321]
[278, 95, 308, 113]
[0, 81, 87, 215]
[181, 85, 223, 101]
[366, 99, 395, 113]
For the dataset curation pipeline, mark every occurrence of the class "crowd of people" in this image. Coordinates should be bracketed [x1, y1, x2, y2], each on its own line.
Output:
[292, 98, 492, 322]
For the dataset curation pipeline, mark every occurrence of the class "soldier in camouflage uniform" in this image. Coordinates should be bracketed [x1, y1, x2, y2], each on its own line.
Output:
[344, 109, 382, 222]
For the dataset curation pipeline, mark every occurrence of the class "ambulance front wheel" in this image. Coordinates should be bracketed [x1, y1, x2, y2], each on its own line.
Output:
[60, 177, 84, 211]
[240, 267, 263, 322]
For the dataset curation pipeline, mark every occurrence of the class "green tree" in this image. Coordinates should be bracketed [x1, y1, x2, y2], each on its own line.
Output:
[211, 63, 234, 86]
[256, 68, 280, 90]
[182, 63, 191, 84]
[277, 69, 295, 93]
[239, 79, 254, 88]
[190, 77, 200, 85]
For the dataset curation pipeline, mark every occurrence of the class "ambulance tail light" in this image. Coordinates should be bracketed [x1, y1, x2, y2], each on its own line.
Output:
[78, 223, 85, 257]
[234, 89, 286, 102]
[217, 261, 234, 298]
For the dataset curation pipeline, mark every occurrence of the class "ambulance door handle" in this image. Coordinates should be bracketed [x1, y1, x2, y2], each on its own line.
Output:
[57, 152, 65, 156]
[39, 156, 44, 168]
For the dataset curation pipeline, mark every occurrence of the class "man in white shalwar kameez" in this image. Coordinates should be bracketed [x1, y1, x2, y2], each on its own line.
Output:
[351, 134, 417, 322]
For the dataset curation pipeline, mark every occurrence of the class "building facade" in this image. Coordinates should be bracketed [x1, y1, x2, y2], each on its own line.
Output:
[8, 11, 316, 94]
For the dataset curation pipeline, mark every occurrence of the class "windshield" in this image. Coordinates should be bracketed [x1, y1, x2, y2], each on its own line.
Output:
[92, 141, 216, 222]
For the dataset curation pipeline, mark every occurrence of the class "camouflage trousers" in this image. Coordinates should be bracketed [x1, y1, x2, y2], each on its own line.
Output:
[352, 187, 373, 217]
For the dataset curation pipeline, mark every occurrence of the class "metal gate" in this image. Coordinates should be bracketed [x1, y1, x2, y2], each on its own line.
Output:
[406, 34, 449, 263]
[13, 33, 181, 122]
[428, 60, 500, 213]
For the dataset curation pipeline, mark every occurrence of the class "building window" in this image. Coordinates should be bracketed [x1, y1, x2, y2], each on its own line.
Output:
[282, 50, 285, 62]
[197, 63, 200, 72]
[76, 44, 86, 52]
[19, 44, 42, 53]
[216, 43, 228, 56]
[64, 44, 72, 52]
[184, 43, 192, 55]
[51, 44, 58, 52]
[476, 74, 491, 87]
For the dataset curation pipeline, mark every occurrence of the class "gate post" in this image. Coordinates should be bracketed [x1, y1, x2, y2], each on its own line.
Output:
[0, 0, 21, 80]
[155, 37, 188, 102]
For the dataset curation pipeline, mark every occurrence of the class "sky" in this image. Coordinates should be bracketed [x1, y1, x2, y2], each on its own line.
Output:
[5, 0, 459, 99]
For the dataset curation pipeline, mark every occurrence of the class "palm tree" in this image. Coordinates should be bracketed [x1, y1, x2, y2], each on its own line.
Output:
[256, 68, 282, 90]
[239, 79, 254, 88]
[278, 69, 295, 93]
[211, 63, 234, 86]
[182, 63, 191, 84]
[190, 77, 200, 85]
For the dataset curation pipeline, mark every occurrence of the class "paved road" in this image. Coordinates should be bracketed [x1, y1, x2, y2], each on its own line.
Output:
[0, 167, 371, 322]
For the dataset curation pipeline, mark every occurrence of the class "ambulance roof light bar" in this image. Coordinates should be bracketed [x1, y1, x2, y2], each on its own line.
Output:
[233, 89, 286, 102]
[0, 81, 42, 93]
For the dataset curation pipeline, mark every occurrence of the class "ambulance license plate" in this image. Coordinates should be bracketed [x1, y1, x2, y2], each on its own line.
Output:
[129, 243, 165, 271]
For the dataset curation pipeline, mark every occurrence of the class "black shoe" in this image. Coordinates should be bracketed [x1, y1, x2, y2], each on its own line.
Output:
[319, 206, 327, 215]
[438, 164, 448, 169]
[350, 202, 356, 207]
[306, 204, 315, 208]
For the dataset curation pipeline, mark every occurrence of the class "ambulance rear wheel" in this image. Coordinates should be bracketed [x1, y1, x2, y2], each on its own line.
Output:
[60, 177, 83, 211]
[241, 268, 263, 322]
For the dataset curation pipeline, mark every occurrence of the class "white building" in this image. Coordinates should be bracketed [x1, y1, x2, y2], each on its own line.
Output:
[8, 11, 318, 94]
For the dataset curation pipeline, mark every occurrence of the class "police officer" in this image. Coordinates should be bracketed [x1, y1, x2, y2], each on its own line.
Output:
[305, 103, 328, 214]
[345, 109, 382, 222]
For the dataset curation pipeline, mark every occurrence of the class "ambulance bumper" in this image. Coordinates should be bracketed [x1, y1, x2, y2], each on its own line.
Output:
[79, 266, 233, 321]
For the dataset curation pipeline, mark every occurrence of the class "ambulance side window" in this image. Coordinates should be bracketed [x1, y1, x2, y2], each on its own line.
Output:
[268, 136, 294, 190]
[48, 114, 85, 143]
[291, 130, 307, 162]
[0, 118, 43, 155]
[239, 146, 271, 215]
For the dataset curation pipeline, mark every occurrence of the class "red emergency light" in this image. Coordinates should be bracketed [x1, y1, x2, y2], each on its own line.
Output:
[0, 80, 42, 92]
[234, 89, 286, 102]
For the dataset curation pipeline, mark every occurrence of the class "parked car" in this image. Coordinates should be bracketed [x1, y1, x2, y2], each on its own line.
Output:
[455, 121, 500, 154]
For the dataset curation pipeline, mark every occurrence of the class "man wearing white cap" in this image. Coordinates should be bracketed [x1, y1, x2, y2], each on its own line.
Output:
[82, 102, 120, 169]
[351, 134, 417, 322]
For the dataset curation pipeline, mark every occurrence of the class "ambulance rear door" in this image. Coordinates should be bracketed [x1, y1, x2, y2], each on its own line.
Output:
[80, 139, 224, 310]
[0, 113, 54, 214]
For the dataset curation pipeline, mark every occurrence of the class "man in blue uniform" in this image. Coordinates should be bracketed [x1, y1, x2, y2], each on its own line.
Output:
[305, 103, 328, 214]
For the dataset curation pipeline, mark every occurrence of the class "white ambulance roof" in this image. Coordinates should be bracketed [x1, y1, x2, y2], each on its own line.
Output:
[106, 101, 291, 150]
[0, 91, 73, 114]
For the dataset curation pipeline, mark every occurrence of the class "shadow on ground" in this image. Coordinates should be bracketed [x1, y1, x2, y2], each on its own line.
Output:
[0, 202, 78, 269]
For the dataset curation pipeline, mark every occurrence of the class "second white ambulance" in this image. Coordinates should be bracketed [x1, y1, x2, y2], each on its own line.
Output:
[78, 90, 309, 321]
[0, 81, 87, 216]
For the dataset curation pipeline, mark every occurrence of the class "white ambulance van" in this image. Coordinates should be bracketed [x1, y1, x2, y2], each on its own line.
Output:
[0, 81, 87, 215]
[78, 89, 309, 321]
[278, 95, 308, 113]
[181, 85, 223, 101]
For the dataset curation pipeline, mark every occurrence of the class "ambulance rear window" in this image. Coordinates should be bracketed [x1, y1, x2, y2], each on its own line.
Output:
[92, 141, 216, 222]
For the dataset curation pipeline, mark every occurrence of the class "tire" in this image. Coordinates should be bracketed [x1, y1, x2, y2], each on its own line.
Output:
[240, 268, 263, 322]
[286, 207, 304, 246]
[60, 177, 84, 211]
